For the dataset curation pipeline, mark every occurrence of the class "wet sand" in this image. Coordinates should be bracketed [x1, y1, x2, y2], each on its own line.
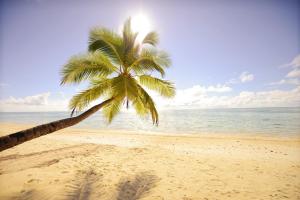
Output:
[0, 122, 300, 199]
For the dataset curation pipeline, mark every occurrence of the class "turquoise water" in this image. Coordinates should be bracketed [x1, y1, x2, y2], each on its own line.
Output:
[0, 107, 300, 136]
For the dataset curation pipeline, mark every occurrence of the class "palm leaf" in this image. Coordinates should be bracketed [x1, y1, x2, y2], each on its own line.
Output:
[88, 28, 123, 65]
[138, 75, 175, 98]
[110, 75, 139, 101]
[132, 97, 149, 117]
[142, 31, 159, 46]
[61, 52, 118, 85]
[130, 48, 171, 77]
[102, 97, 123, 123]
[154, 50, 171, 67]
[136, 85, 159, 125]
[69, 79, 112, 111]
[141, 47, 171, 67]
[130, 58, 165, 77]
[122, 18, 138, 62]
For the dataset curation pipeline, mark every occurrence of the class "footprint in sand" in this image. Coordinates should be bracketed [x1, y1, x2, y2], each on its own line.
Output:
[27, 179, 40, 183]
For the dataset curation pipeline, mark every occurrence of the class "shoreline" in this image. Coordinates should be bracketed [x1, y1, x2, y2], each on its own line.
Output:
[1, 122, 299, 142]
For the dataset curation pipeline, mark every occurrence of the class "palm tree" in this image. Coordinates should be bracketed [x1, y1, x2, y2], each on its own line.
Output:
[0, 18, 175, 152]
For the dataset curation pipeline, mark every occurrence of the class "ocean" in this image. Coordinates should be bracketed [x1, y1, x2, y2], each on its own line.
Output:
[0, 107, 300, 136]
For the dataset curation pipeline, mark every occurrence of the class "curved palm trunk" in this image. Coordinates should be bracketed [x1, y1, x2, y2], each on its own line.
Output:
[0, 98, 113, 152]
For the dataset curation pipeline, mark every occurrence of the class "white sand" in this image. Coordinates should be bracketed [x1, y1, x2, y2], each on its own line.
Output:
[0, 123, 299, 199]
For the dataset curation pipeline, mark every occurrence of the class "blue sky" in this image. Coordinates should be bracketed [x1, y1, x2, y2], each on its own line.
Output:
[0, 0, 299, 111]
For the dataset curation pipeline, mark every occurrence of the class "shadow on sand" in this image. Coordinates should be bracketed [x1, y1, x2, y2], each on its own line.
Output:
[116, 171, 159, 200]
[10, 189, 55, 200]
[9, 170, 159, 200]
[65, 169, 100, 200]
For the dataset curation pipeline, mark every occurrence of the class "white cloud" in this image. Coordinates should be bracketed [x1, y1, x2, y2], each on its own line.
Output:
[207, 84, 232, 92]
[239, 71, 254, 83]
[269, 78, 300, 86]
[271, 54, 300, 86]
[145, 84, 232, 108]
[153, 85, 300, 109]
[0, 93, 50, 105]
[227, 72, 254, 85]
[181, 84, 232, 94]
[286, 67, 300, 78]
[285, 54, 300, 78]
[281, 54, 300, 68]
[0, 92, 69, 112]
[225, 88, 300, 108]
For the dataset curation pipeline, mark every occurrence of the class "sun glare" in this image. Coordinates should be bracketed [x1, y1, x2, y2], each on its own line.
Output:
[131, 13, 151, 43]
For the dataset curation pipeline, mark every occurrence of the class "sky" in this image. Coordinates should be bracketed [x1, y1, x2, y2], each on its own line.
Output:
[0, 0, 299, 111]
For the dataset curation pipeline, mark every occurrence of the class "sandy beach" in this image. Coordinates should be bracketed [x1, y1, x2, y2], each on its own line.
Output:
[0, 122, 299, 200]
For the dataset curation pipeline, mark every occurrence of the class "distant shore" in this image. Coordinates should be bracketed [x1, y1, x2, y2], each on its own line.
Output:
[0, 122, 299, 199]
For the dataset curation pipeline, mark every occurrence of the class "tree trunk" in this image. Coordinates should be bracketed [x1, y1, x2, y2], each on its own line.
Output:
[0, 98, 114, 152]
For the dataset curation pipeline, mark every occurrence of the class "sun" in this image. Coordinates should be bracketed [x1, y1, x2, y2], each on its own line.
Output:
[131, 13, 151, 43]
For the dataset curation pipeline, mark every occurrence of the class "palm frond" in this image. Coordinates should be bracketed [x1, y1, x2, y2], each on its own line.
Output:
[135, 85, 159, 125]
[110, 75, 139, 101]
[61, 51, 118, 85]
[130, 58, 165, 77]
[142, 31, 159, 46]
[102, 97, 123, 123]
[124, 43, 140, 70]
[88, 28, 123, 65]
[154, 50, 171, 67]
[122, 18, 138, 60]
[69, 79, 112, 111]
[138, 75, 175, 98]
[132, 97, 149, 117]
[130, 48, 171, 77]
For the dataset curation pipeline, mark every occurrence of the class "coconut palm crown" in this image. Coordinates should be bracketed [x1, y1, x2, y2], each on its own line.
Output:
[61, 18, 175, 125]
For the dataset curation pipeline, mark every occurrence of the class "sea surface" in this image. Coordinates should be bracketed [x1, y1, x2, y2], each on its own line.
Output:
[1, 107, 300, 136]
